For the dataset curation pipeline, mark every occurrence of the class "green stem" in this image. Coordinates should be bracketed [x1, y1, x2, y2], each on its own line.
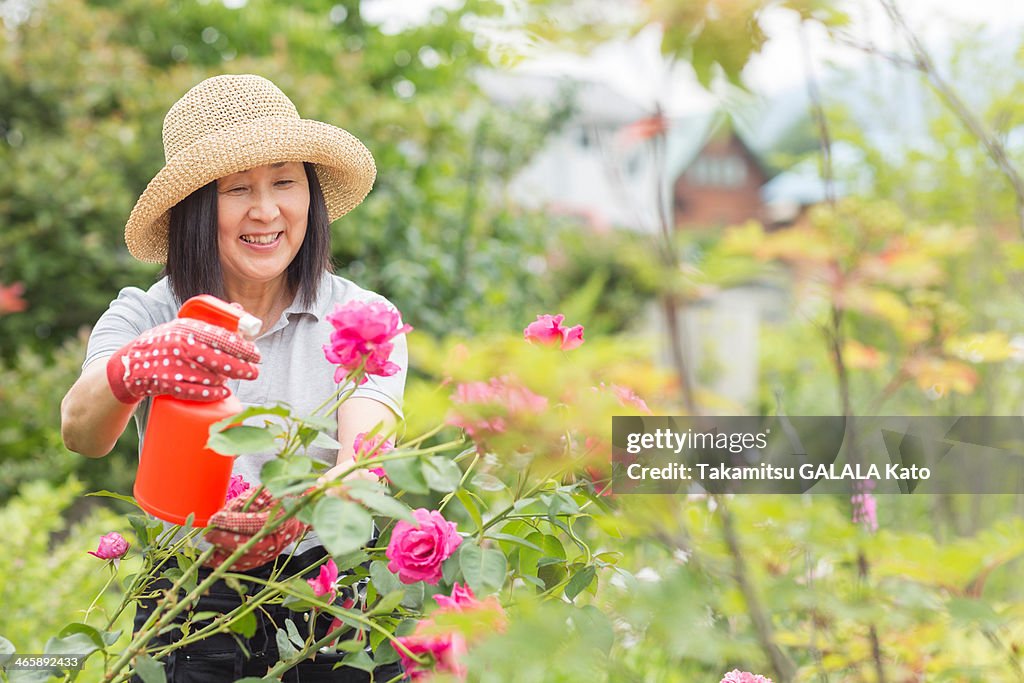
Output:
[259, 582, 427, 679]
[84, 566, 120, 622]
[478, 475, 558, 538]
[104, 527, 204, 630]
[155, 539, 327, 654]
[104, 493, 320, 682]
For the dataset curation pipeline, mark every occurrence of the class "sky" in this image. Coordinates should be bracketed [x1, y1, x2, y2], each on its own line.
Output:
[363, 0, 1024, 116]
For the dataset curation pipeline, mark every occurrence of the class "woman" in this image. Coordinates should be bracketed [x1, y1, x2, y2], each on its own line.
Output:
[60, 74, 406, 681]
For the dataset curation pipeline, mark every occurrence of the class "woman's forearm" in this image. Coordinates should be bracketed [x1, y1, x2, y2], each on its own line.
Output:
[61, 358, 137, 457]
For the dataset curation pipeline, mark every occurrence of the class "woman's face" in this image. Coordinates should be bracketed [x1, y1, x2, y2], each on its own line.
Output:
[216, 162, 309, 290]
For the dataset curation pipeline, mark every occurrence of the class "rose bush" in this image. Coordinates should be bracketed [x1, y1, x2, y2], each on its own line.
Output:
[17, 299, 1021, 682]
[13, 303, 649, 682]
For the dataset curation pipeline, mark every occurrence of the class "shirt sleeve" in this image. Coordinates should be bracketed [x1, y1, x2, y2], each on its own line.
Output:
[83, 287, 161, 370]
[351, 326, 408, 419]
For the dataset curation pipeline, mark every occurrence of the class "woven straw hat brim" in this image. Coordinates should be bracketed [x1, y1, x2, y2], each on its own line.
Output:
[124, 117, 376, 263]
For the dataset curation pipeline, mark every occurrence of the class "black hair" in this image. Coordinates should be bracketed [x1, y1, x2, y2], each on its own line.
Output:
[163, 162, 333, 308]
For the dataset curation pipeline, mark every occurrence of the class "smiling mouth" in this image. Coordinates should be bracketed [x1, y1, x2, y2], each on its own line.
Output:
[239, 232, 283, 245]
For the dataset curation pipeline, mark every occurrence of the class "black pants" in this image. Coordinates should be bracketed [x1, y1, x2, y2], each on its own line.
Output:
[130, 547, 404, 682]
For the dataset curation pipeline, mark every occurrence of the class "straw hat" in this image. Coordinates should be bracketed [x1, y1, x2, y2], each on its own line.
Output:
[124, 74, 376, 263]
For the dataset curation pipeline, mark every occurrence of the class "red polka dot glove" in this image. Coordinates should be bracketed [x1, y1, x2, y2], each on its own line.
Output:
[204, 488, 311, 571]
[105, 318, 261, 404]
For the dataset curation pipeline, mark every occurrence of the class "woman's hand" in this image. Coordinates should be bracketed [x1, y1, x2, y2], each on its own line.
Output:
[204, 488, 309, 571]
[105, 318, 261, 404]
[320, 397, 399, 496]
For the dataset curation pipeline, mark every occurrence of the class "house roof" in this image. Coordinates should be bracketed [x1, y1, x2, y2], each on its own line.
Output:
[663, 111, 775, 182]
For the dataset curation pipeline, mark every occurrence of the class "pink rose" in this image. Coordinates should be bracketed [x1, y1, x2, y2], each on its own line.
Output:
[386, 508, 462, 585]
[224, 474, 252, 503]
[523, 314, 584, 350]
[307, 558, 339, 600]
[721, 671, 774, 683]
[609, 384, 651, 414]
[353, 432, 393, 478]
[446, 376, 548, 442]
[88, 532, 129, 560]
[433, 583, 478, 611]
[433, 583, 508, 634]
[593, 382, 652, 414]
[396, 621, 468, 681]
[323, 300, 412, 384]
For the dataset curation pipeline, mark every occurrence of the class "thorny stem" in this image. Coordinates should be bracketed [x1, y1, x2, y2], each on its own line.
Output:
[103, 492, 320, 682]
[254, 581, 427, 678]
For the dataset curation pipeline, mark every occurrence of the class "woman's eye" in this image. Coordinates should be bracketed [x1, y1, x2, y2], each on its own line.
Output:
[223, 186, 247, 194]
[275, 180, 296, 187]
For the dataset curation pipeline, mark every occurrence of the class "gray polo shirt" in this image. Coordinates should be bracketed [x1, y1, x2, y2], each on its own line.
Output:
[83, 270, 407, 555]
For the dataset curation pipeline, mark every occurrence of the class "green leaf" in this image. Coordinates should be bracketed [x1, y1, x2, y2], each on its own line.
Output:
[456, 489, 483, 532]
[134, 654, 166, 683]
[281, 577, 317, 612]
[486, 532, 542, 553]
[176, 555, 197, 594]
[340, 649, 376, 673]
[261, 457, 314, 496]
[546, 491, 580, 517]
[209, 404, 292, 436]
[208, 425, 277, 455]
[401, 580, 425, 610]
[369, 590, 405, 616]
[373, 640, 400, 666]
[519, 575, 545, 590]
[459, 542, 507, 595]
[383, 455, 429, 495]
[276, 628, 299, 660]
[442, 552, 462, 585]
[44, 632, 98, 659]
[345, 487, 415, 522]
[230, 611, 257, 638]
[336, 639, 369, 653]
[370, 561, 402, 596]
[127, 513, 161, 546]
[422, 456, 462, 492]
[312, 431, 342, 450]
[333, 550, 371, 572]
[285, 619, 304, 649]
[313, 497, 374, 556]
[56, 623, 114, 651]
[297, 413, 336, 431]
[296, 425, 321, 448]
[518, 532, 565, 575]
[85, 490, 141, 509]
[565, 565, 596, 601]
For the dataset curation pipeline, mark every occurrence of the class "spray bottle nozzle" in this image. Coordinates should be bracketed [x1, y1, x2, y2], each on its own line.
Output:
[178, 295, 259, 339]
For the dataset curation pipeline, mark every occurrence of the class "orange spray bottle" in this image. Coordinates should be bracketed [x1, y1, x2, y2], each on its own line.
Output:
[133, 295, 261, 526]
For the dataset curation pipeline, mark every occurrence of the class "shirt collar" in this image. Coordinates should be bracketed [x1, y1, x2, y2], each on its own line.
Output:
[282, 270, 334, 322]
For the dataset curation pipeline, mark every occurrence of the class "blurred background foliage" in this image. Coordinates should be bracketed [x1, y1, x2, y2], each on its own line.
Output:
[3, 0, 1024, 680]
